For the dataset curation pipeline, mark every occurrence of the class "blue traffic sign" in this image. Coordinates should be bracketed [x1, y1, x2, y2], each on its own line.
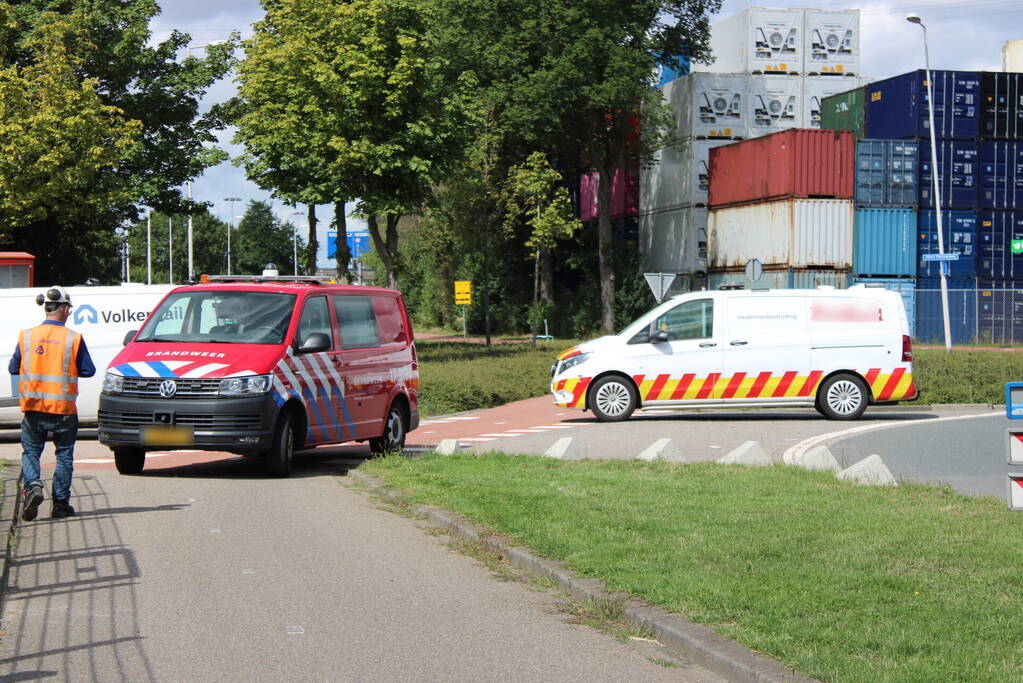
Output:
[921, 253, 960, 261]
[327, 231, 370, 260]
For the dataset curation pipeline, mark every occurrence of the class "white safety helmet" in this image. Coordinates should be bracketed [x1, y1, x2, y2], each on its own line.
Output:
[36, 286, 72, 306]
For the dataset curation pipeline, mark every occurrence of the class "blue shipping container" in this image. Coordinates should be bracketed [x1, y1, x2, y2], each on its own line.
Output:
[977, 279, 1023, 344]
[855, 139, 918, 207]
[655, 54, 691, 87]
[978, 211, 1023, 278]
[853, 277, 916, 337]
[915, 277, 978, 344]
[919, 141, 979, 209]
[980, 141, 1023, 209]
[854, 208, 916, 277]
[865, 70, 981, 140]
[917, 210, 977, 278]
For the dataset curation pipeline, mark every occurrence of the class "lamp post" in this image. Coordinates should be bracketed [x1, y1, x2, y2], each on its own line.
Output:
[290, 211, 303, 276]
[147, 208, 152, 285]
[184, 41, 227, 282]
[225, 197, 241, 275]
[907, 14, 952, 352]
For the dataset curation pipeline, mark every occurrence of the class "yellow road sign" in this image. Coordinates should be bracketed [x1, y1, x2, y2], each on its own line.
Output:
[454, 280, 472, 305]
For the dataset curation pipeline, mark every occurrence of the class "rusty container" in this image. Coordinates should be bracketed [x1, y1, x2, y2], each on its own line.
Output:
[708, 128, 855, 209]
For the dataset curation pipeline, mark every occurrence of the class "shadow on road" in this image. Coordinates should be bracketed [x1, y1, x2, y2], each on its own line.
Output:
[564, 411, 939, 424]
[132, 450, 366, 480]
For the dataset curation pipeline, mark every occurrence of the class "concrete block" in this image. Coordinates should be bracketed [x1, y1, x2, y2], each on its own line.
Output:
[717, 440, 771, 467]
[836, 454, 898, 487]
[792, 445, 841, 472]
[435, 439, 462, 456]
[544, 437, 579, 460]
[636, 438, 684, 462]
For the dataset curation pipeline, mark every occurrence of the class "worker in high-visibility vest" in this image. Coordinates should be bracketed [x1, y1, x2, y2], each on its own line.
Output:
[8, 286, 95, 520]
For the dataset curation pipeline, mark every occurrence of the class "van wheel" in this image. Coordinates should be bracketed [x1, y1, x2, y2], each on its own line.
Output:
[589, 375, 637, 422]
[265, 412, 294, 477]
[816, 374, 869, 420]
[114, 448, 145, 475]
[370, 402, 407, 455]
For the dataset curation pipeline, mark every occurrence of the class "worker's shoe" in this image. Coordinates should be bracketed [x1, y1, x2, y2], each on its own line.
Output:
[22, 485, 44, 521]
[51, 500, 76, 519]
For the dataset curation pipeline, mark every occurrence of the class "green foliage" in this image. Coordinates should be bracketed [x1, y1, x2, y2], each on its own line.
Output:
[503, 151, 579, 250]
[912, 349, 1020, 405]
[233, 200, 305, 276]
[364, 456, 1023, 681]
[417, 340, 573, 416]
[0, 14, 139, 232]
[0, 1, 237, 283]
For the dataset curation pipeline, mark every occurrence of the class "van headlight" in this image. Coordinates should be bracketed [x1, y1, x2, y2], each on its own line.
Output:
[102, 372, 124, 394]
[557, 352, 591, 375]
[219, 374, 273, 396]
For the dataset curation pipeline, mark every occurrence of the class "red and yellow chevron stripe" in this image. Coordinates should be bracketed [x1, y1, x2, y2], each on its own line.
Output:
[552, 368, 915, 409]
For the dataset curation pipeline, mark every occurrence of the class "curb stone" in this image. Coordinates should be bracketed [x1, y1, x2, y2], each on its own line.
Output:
[1, 464, 23, 631]
[349, 469, 817, 683]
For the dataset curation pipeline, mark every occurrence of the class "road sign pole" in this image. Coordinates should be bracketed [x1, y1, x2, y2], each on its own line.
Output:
[462, 305, 467, 341]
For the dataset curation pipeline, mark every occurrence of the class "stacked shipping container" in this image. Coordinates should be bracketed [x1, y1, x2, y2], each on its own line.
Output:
[706, 128, 856, 286]
[641, 7, 864, 280]
[823, 69, 1023, 343]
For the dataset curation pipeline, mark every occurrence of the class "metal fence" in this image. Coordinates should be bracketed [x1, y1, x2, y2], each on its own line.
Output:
[916, 288, 1023, 346]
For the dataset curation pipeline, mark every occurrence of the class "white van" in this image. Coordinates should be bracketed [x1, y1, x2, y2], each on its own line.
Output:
[1, 284, 175, 425]
[551, 285, 916, 421]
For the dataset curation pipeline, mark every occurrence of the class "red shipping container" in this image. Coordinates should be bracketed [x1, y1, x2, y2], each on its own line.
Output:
[707, 129, 854, 209]
[579, 163, 639, 222]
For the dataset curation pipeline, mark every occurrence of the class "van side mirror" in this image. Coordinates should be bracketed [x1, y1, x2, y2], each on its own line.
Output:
[298, 332, 331, 353]
[122, 330, 138, 346]
[651, 329, 670, 343]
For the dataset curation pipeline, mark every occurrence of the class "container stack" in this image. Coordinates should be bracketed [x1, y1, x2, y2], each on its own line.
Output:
[705, 128, 856, 289]
[824, 69, 1023, 343]
[640, 7, 867, 283]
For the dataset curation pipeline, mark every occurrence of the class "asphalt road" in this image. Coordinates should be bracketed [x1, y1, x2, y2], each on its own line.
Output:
[0, 460, 722, 681]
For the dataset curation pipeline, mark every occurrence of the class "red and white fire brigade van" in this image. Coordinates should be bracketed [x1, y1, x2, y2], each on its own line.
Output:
[551, 285, 916, 422]
[98, 275, 419, 476]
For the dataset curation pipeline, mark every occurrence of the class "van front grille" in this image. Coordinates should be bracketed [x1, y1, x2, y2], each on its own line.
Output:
[99, 410, 262, 431]
[121, 377, 221, 398]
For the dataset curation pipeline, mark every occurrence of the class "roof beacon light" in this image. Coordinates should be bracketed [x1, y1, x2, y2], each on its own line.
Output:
[262, 263, 280, 278]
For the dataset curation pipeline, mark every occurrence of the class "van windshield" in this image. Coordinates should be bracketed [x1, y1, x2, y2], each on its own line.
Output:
[136, 291, 296, 344]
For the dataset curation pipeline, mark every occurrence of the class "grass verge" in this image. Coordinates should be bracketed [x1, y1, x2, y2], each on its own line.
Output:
[361, 453, 1023, 682]
[417, 339, 578, 416]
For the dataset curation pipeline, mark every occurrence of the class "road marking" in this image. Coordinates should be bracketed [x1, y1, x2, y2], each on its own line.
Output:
[77, 458, 114, 464]
[286, 626, 305, 635]
[538, 424, 575, 429]
[440, 416, 480, 422]
[241, 569, 256, 575]
[210, 528, 221, 533]
[507, 429, 549, 433]
[708, 445, 721, 449]
[782, 411, 1002, 464]
[495, 421, 508, 424]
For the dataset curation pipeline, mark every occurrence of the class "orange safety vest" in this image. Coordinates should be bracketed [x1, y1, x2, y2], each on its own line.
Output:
[17, 324, 82, 415]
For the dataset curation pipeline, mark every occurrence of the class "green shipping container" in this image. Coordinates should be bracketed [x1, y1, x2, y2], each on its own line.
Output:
[821, 87, 866, 139]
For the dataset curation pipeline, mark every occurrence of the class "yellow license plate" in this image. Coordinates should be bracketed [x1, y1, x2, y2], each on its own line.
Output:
[141, 425, 194, 447]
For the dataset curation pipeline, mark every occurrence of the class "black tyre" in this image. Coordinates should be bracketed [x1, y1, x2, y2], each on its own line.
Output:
[370, 402, 408, 455]
[816, 373, 869, 420]
[114, 448, 146, 475]
[265, 411, 294, 477]
[588, 374, 638, 422]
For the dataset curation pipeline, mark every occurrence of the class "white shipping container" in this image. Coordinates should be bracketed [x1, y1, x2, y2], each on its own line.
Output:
[747, 75, 803, 137]
[641, 138, 731, 214]
[803, 76, 871, 129]
[803, 9, 859, 75]
[698, 7, 804, 75]
[1004, 41, 1023, 72]
[709, 198, 853, 269]
[640, 207, 708, 274]
[663, 74, 748, 139]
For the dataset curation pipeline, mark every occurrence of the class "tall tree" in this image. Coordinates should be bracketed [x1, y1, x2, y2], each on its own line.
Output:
[0, 1, 237, 283]
[234, 200, 305, 276]
[234, 0, 466, 289]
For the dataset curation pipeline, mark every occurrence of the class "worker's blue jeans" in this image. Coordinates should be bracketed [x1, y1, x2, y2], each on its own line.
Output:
[21, 411, 78, 502]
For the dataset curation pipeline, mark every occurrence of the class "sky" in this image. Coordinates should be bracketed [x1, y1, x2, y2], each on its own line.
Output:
[148, 0, 1023, 268]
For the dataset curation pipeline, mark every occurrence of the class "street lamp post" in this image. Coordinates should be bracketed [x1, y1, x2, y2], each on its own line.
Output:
[225, 197, 241, 275]
[290, 211, 303, 276]
[147, 208, 152, 285]
[184, 41, 227, 282]
[907, 14, 952, 352]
